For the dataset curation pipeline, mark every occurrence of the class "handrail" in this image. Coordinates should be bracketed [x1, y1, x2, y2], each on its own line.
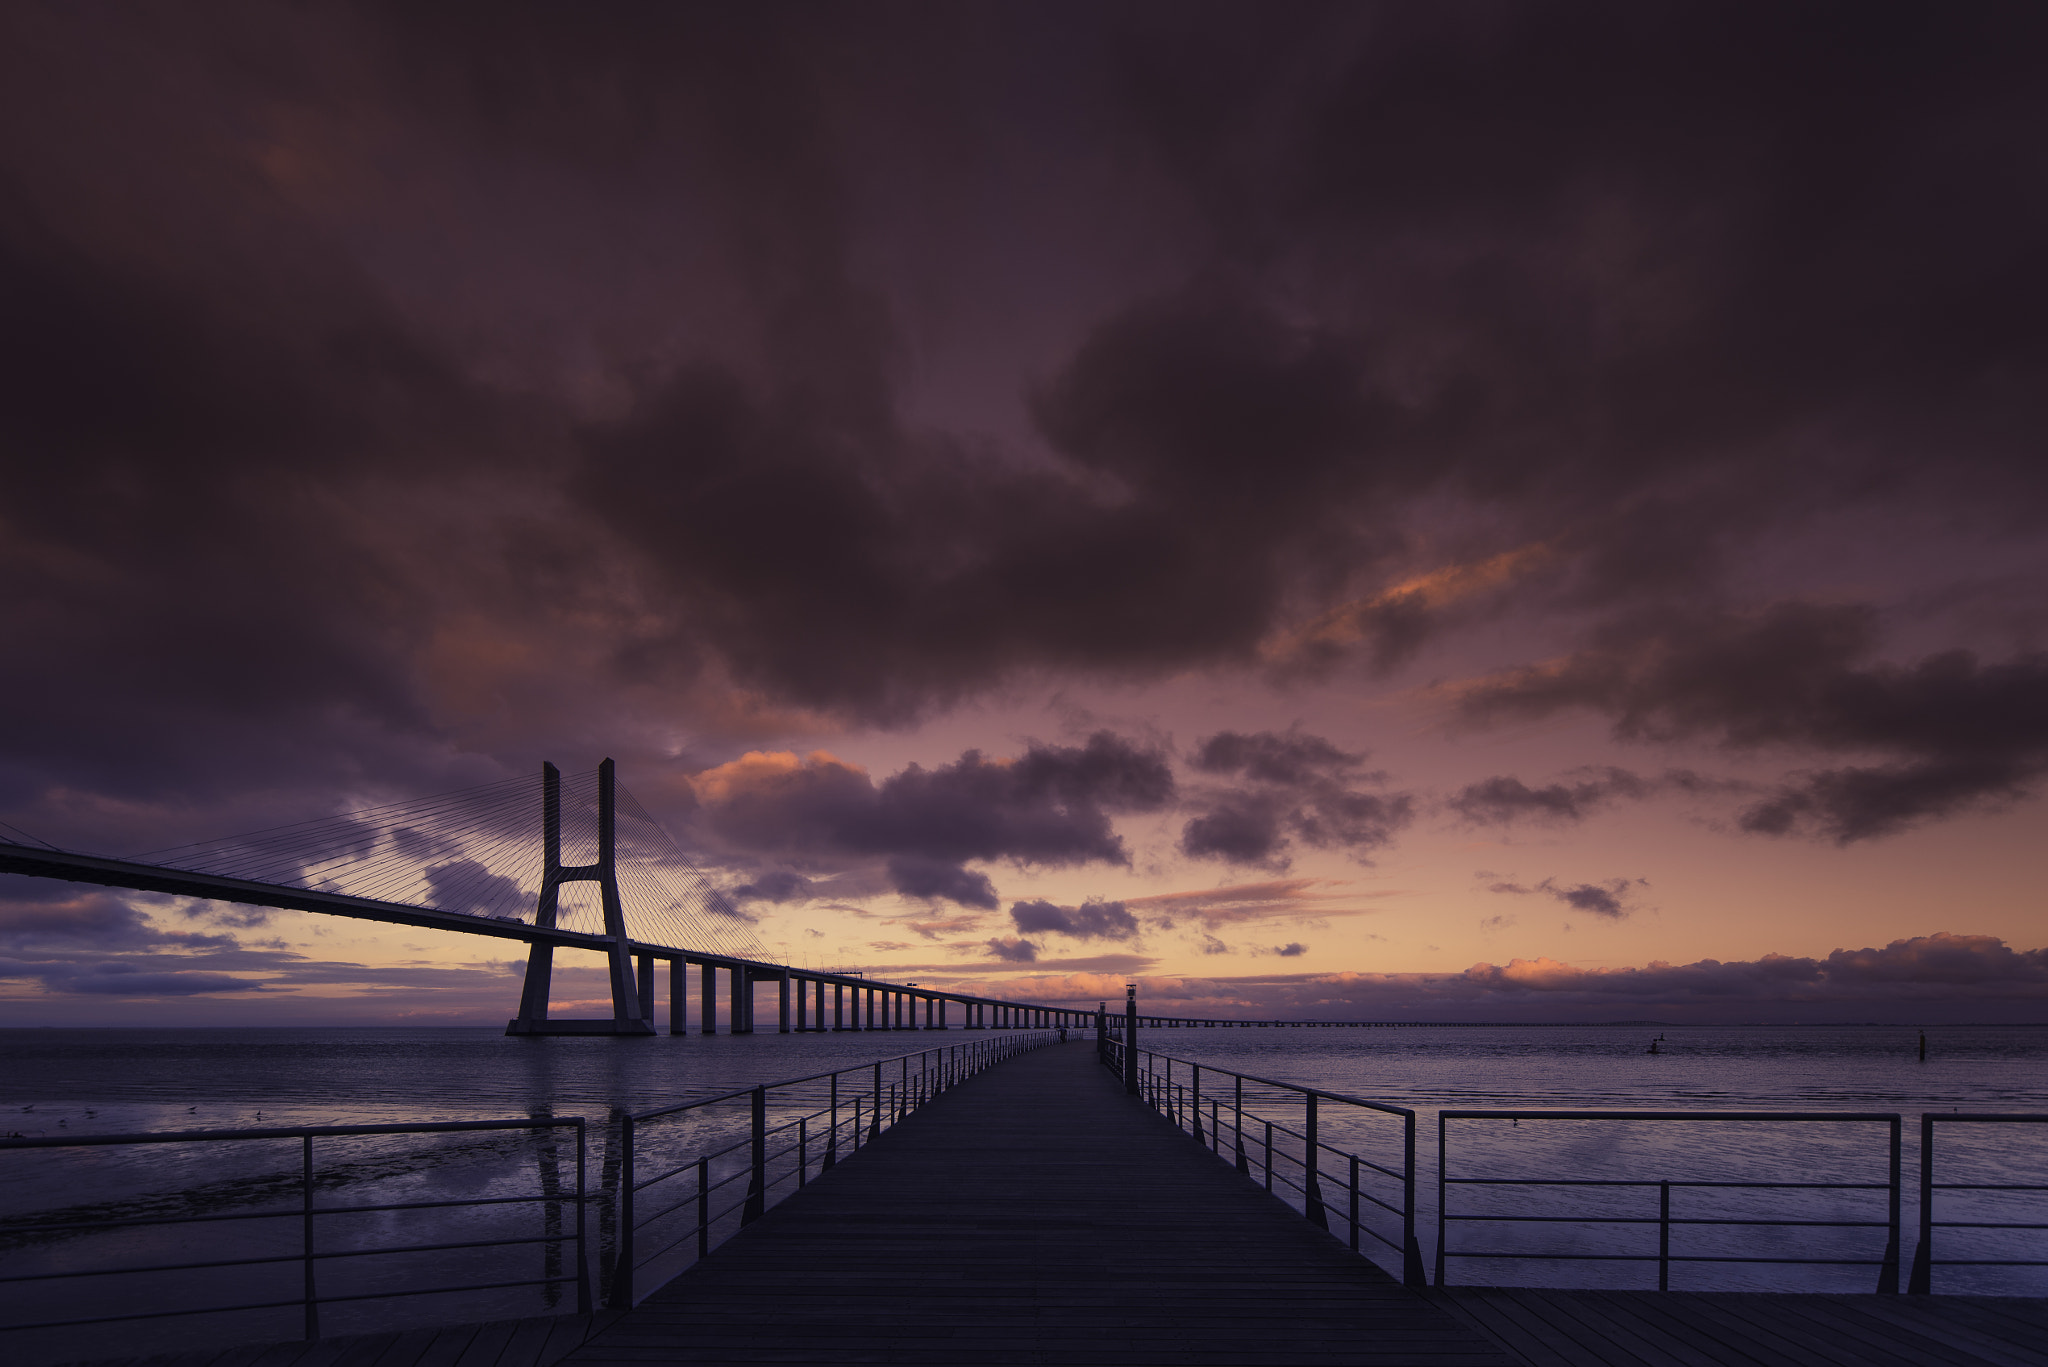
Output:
[1100, 1037, 1426, 1288]
[1909, 1112, 2048, 1293]
[612, 1031, 1059, 1306]
[0, 1117, 589, 1340]
[1437, 1108, 1903, 1292]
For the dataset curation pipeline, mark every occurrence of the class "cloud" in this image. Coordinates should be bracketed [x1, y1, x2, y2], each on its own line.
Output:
[1448, 768, 1652, 826]
[1487, 876, 1644, 920]
[1452, 605, 2048, 841]
[1126, 877, 1393, 931]
[941, 934, 2048, 1023]
[730, 871, 816, 903]
[686, 733, 1174, 905]
[1009, 898, 1140, 942]
[1271, 942, 1307, 957]
[1179, 729, 1414, 868]
[985, 937, 1039, 963]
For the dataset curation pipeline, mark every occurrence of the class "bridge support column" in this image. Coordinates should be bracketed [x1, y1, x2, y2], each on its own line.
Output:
[670, 960, 686, 1035]
[834, 982, 845, 1030]
[506, 760, 654, 1037]
[731, 968, 751, 1034]
[701, 962, 717, 1034]
[779, 970, 792, 1034]
[637, 954, 655, 1022]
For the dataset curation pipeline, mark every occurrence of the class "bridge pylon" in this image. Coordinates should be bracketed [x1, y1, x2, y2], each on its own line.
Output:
[506, 759, 655, 1036]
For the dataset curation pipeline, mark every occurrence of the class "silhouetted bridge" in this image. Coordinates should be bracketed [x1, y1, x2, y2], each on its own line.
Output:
[0, 760, 1092, 1036]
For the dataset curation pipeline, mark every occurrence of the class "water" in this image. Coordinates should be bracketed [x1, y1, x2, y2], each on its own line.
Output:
[2, 1025, 2044, 1362]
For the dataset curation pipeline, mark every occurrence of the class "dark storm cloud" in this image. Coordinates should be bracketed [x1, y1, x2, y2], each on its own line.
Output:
[1180, 730, 1413, 867]
[1009, 898, 1140, 942]
[1487, 876, 1643, 920]
[3, 0, 2047, 862]
[985, 937, 1038, 964]
[690, 732, 1173, 906]
[1455, 604, 2048, 840]
[730, 870, 815, 904]
[1448, 769, 1652, 825]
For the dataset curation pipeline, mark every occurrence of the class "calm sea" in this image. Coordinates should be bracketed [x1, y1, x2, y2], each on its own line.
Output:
[2, 1024, 2044, 1361]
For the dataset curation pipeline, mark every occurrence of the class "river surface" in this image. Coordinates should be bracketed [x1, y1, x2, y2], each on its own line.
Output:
[2, 1024, 2043, 1361]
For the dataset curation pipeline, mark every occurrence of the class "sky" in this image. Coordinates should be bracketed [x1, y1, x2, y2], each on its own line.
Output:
[3, 1, 2046, 1026]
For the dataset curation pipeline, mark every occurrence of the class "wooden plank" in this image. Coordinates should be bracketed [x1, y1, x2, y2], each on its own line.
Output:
[486, 1318, 556, 1367]
[1646, 1294, 1913, 1367]
[447, 1320, 519, 1367]
[1766, 1295, 2031, 1367]
[1430, 1290, 1574, 1367]
[1851, 1303, 2048, 1360]
[358, 1326, 446, 1367]
[404, 1325, 481, 1367]
[1544, 1292, 1755, 1367]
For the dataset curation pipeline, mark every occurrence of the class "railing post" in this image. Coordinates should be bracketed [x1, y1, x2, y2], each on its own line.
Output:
[1402, 1111, 1426, 1288]
[1124, 985, 1139, 1095]
[824, 1073, 839, 1171]
[1349, 1155, 1361, 1252]
[1192, 1066, 1203, 1146]
[576, 1120, 592, 1314]
[616, 1117, 636, 1305]
[696, 1156, 709, 1261]
[1304, 1093, 1328, 1230]
[870, 1062, 883, 1140]
[301, 1134, 319, 1340]
[1880, 1115, 1902, 1294]
[1658, 1180, 1670, 1291]
[742, 1086, 766, 1224]
[1235, 1075, 1249, 1175]
[1434, 1113, 1448, 1286]
[1910, 1113, 1934, 1293]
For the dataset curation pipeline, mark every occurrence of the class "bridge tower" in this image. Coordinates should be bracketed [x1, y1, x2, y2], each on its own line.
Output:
[506, 759, 655, 1036]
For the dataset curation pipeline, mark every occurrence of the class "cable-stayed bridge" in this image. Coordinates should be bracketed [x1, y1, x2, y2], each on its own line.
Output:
[0, 760, 1091, 1036]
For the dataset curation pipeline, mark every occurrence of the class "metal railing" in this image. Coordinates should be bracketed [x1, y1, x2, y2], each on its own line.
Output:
[1910, 1113, 2048, 1294]
[614, 1032, 1055, 1305]
[1437, 1109, 1902, 1292]
[1102, 1037, 1426, 1287]
[0, 1117, 588, 1341]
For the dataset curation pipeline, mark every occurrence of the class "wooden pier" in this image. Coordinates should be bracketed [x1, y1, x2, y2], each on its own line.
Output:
[59, 1040, 2048, 1367]
[562, 1037, 1511, 1367]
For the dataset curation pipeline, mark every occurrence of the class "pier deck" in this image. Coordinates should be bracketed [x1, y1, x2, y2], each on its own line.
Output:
[563, 1038, 1512, 1366]
[57, 1040, 2048, 1367]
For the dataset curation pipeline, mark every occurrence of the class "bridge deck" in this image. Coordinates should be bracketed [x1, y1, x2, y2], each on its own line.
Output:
[564, 1039, 1512, 1366]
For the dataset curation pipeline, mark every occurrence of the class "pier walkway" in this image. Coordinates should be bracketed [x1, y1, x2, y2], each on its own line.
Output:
[57, 1040, 2048, 1367]
[563, 1038, 1511, 1366]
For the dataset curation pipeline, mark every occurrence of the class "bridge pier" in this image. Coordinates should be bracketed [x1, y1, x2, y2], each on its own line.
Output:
[506, 760, 655, 1037]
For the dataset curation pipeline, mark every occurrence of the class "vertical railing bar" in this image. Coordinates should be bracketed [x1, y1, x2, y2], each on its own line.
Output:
[616, 1115, 636, 1306]
[1658, 1180, 1670, 1292]
[1435, 1113, 1448, 1287]
[301, 1134, 318, 1341]
[696, 1156, 709, 1262]
[1881, 1116, 1901, 1294]
[1349, 1155, 1361, 1252]
[576, 1120, 592, 1315]
[1910, 1113, 1935, 1294]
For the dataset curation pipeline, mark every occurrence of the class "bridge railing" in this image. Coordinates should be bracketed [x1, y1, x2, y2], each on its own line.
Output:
[1910, 1113, 2048, 1293]
[613, 1031, 1056, 1306]
[0, 1117, 588, 1357]
[1437, 1109, 1903, 1292]
[1102, 1037, 1426, 1288]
